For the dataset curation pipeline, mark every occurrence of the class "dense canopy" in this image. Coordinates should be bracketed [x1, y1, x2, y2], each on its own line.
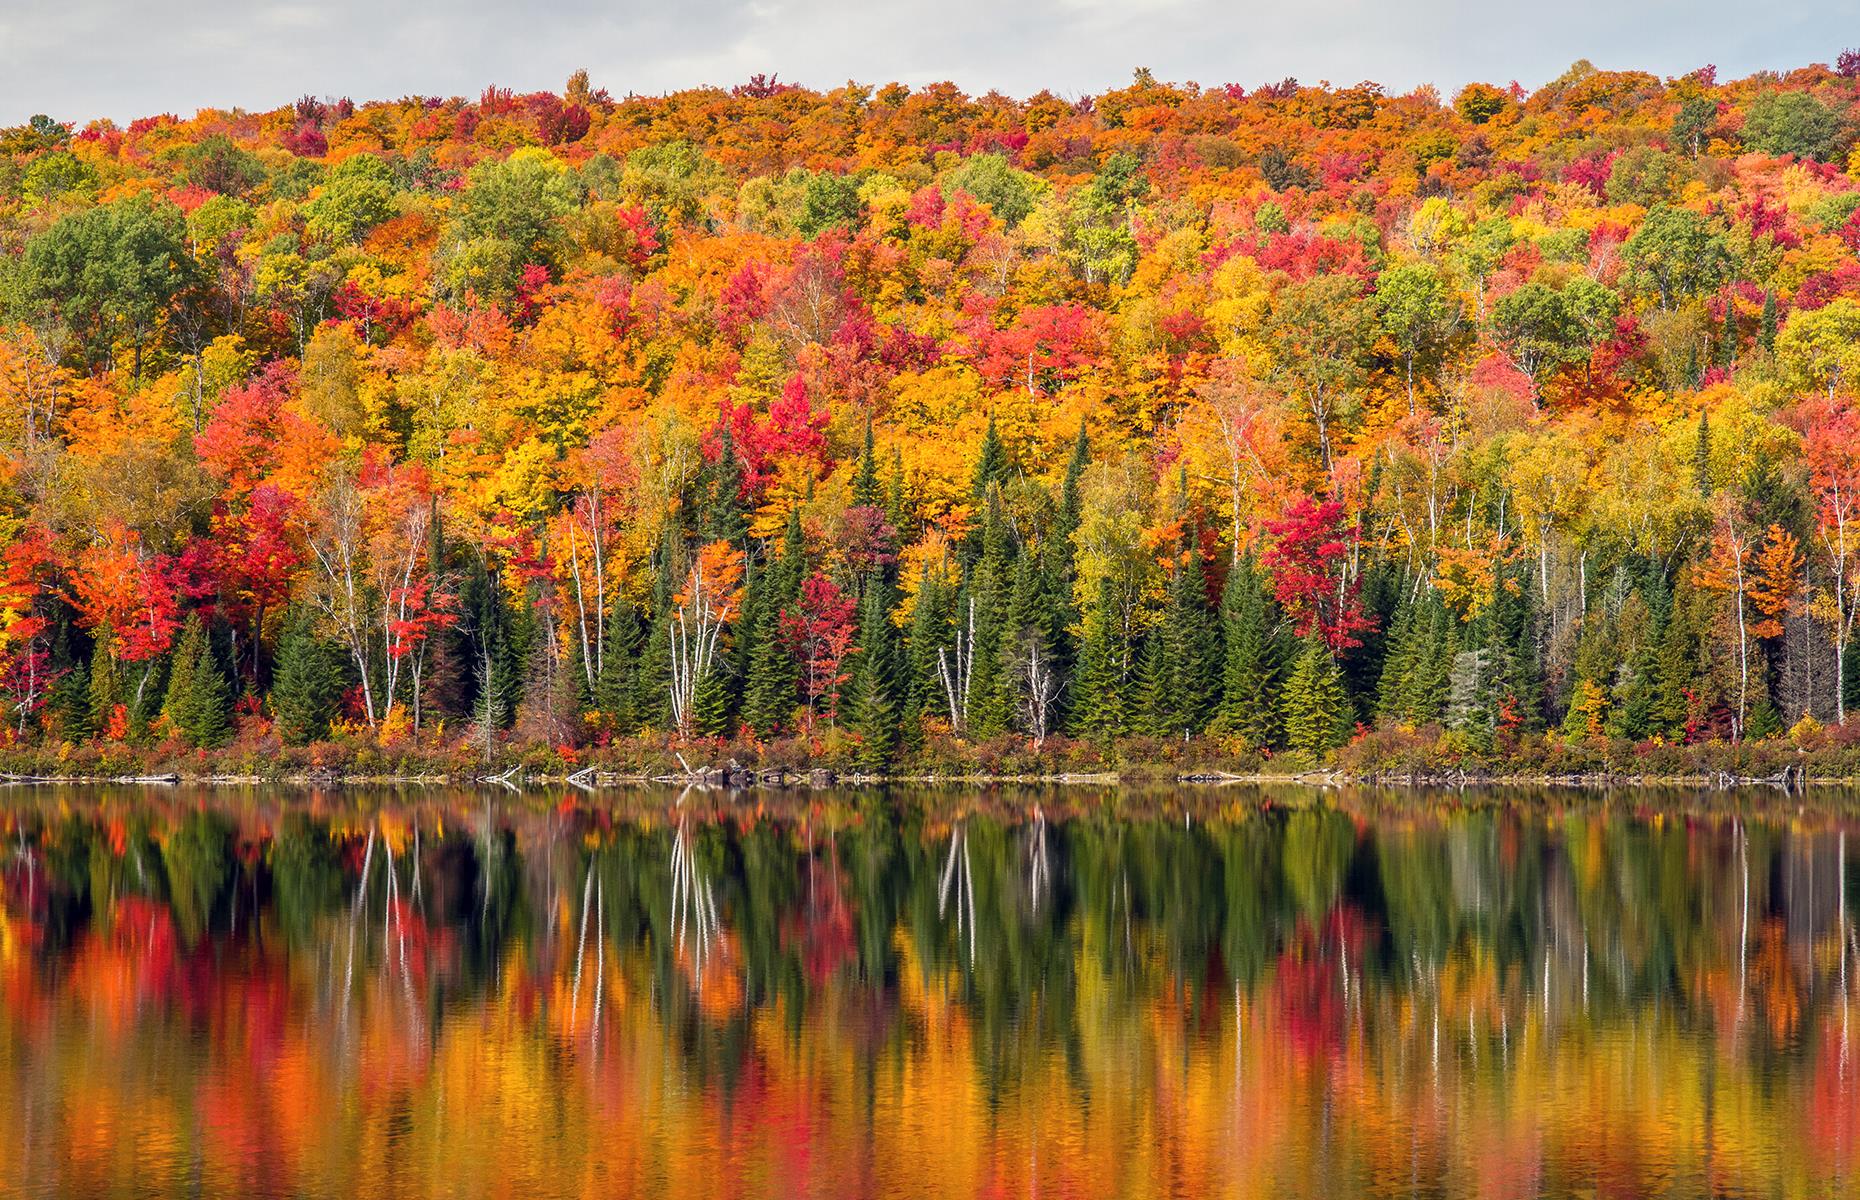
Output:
[4, 59, 1860, 769]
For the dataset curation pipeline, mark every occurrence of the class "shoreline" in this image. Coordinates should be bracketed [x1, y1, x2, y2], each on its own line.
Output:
[1, 765, 1847, 790]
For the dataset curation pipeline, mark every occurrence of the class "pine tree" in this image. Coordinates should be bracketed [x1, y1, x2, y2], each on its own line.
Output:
[743, 511, 805, 736]
[1059, 417, 1089, 533]
[633, 532, 679, 732]
[1213, 555, 1284, 745]
[843, 572, 900, 770]
[594, 594, 643, 734]
[1716, 295, 1738, 368]
[271, 610, 347, 745]
[41, 623, 90, 740]
[1134, 628, 1170, 735]
[86, 635, 120, 737]
[852, 417, 882, 508]
[971, 416, 1008, 499]
[1139, 545, 1220, 737]
[1604, 586, 1664, 740]
[1486, 562, 1544, 731]
[1374, 597, 1420, 718]
[1376, 594, 1457, 725]
[1650, 577, 1702, 738]
[460, 556, 522, 739]
[997, 544, 1069, 735]
[885, 446, 912, 544]
[1745, 692, 1783, 740]
[901, 563, 953, 744]
[1694, 410, 1713, 499]
[1072, 574, 1133, 738]
[1281, 634, 1352, 756]
[1759, 290, 1778, 352]
[1844, 641, 1860, 723]
[691, 667, 732, 737]
[962, 489, 1014, 737]
[699, 423, 748, 544]
[162, 616, 231, 747]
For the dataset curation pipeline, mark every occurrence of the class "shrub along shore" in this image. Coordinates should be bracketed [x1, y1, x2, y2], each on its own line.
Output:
[3, 722, 1856, 787]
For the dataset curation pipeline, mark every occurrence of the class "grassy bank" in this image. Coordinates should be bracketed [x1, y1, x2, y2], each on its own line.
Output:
[5, 720, 1860, 787]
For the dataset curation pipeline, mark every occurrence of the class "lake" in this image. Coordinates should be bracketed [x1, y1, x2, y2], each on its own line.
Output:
[1, 784, 1856, 1198]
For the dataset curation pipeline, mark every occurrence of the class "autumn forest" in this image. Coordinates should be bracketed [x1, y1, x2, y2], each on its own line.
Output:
[5, 60, 1860, 778]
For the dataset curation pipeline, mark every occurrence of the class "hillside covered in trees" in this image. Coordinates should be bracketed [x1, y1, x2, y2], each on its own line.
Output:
[5, 59, 1860, 777]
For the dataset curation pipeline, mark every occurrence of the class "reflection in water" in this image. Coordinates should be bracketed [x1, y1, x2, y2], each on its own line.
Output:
[1, 785, 1858, 1198]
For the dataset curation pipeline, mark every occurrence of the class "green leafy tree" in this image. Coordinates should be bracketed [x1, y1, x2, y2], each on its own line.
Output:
[1490, 277, 1620, 400]
[25, 196, 194, 378]
[949, 153, 1042, 227]
[1374, 261, 1458, 412]
[1622, 205, 1729, 311]
[1742, 91, 1848, 161]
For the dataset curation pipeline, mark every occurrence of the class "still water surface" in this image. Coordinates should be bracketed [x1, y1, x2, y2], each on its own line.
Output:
[2, 784, 1858, 1198]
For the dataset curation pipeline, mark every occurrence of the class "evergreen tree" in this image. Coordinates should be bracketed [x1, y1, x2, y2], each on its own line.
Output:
[900, 563, 953, 744]
[1058, 417, 1089, 534]
[971, 416, 1008, 499]
[743, 511, 806, 736]
[459, 556, 522, 737]
[884, 446, 912, 544]
[1133, 629, 1169, 735]
[1694, 410, 1713, 499]
[44, 624, 91, 740]
[1606, 587, 1664, 740]
[1392, 597, 1458, 724]
[1486, 562, 1545, 731]
[1138, 545, 1220, 737]
[1213, 555, 1285, 745]
[633, 531, 680, 731]
[1281, 634, 1352, 756]
[698, 424, 748, 544]
[594, 594, 644, 734]
[1716, 295, 1738, 368]
[998, 541, 1069, 735]
[1374, 596, 1421, 719]
[691, 667, 732, 737]
[1649, 576, 1703, 738]
[961, 489, 1015, 737]
[843, 572, 901, 769]
[1072, 574, 1133, 738]
[86, 636, 120, 737]
[1046, 417, 1090, 724]
[162, 616, 231, 747]
[271, 610, 348, 745]
[852, 417, 882, 508]
[1745, 692, 1783, 740]
[1759, 289, 1778, 352]
[1844, 640, 1860, 722]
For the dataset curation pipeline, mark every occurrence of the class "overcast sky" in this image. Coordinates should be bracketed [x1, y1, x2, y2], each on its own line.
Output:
[0, 0, 1849, 126]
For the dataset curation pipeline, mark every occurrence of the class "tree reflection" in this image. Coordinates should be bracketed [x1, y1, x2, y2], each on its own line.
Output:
[2, 785, 1859, 1197]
